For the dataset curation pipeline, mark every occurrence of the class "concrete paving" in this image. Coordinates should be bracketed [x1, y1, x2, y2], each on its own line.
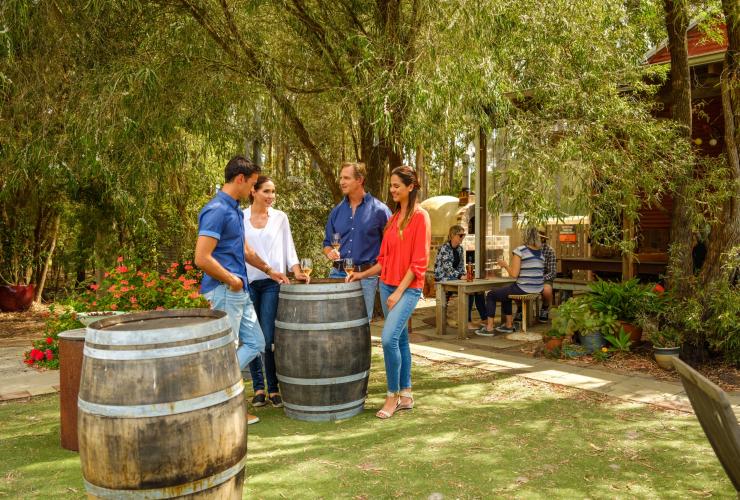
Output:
[0, 346, 59, 401]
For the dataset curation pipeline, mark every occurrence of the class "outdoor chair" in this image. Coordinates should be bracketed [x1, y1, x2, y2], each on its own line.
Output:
[673, 357, 740, 494]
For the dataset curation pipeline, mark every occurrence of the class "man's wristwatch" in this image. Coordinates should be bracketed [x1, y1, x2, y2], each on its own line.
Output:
[264, 265, 273, 275]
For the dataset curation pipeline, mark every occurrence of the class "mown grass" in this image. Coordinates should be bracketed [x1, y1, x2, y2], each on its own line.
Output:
[0, 350, 735, 499]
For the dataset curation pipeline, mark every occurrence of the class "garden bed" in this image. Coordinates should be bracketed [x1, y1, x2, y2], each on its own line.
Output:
[515, 341, 740, 392]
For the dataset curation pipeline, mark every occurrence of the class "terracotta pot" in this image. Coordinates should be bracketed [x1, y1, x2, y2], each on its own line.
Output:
[544, 338, 563, 352]
[618, 320, 643, 343]
[0, 284, 35, 312]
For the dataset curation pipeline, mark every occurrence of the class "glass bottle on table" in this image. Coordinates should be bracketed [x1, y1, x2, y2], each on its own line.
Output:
[300, 258, 313, 280]
[466, 262, 474, 282]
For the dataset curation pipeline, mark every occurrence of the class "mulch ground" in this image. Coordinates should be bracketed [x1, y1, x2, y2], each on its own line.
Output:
[0, 305, 50, 347]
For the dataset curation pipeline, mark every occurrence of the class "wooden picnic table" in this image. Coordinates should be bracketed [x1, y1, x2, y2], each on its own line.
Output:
[435, 277, 516, 339]
[560, 256, 667, 279]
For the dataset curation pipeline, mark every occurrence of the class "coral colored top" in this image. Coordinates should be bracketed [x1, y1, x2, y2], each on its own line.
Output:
[377, 207, 431, 289]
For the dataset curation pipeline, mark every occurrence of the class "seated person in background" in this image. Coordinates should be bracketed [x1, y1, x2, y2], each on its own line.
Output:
[515, 227, 555, 323]
[434, 224, 488, 330]
[477, 227, 544, 335]
[539, 228, 556, 321]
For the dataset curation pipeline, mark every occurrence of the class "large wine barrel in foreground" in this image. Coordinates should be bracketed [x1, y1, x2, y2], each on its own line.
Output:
[78, 309, 247, 499]
[275, 280, 371, 422]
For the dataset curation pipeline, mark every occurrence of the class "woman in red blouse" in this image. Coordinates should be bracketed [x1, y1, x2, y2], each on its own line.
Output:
[350, 166, 431, 419]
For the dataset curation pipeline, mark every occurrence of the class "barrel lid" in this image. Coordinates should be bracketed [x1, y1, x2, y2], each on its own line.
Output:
[280, 280, 362, 294]
[58, 328, 87, 340]
[89, 308, 226, 332]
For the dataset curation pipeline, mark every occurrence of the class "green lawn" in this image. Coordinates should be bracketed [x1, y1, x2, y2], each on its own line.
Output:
[1, 351, 735, 499]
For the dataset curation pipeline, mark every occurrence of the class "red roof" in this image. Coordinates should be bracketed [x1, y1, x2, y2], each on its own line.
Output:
[646, 21, 727, 65]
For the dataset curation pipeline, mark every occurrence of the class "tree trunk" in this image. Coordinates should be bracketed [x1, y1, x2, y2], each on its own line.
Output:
[664, 0, 694, 297]
[416, 145, 427, 200]
[700, 0, 740, 285]
[35, 213, 61, 303]
[282, 140, 290, 178]
[447, 138, 456, 193]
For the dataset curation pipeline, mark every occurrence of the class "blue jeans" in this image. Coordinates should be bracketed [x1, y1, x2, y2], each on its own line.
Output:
[379, 282, 422, 394]
[203, 284, 265, 370]
[329, 268, 378, 322]
[247, 279, 280, 394]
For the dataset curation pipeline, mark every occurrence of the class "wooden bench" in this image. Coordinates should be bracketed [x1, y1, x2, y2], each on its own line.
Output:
[508, 293, 540, 333]
[552, 278, 590, 305]
[673, 357, 740, 492]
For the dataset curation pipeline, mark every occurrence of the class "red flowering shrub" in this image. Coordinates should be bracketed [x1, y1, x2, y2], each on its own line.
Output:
[24, 259, 209, 370]
[23, 306, 82, 369]
[72, 257, 209, 312]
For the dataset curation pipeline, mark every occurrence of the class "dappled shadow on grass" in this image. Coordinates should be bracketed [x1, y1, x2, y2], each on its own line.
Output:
[246, 355, 735, 499]
[0, 395, 84, 498]
[0, 356, 735, 499]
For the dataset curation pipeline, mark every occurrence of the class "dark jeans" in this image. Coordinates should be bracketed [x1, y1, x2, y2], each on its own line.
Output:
[486, 283, 526, 319]
[248, 279, 280, 394]
[446, 292, 488, 322]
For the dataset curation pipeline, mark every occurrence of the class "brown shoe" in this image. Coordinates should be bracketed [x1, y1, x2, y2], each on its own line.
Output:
[247, 412, 260, 425]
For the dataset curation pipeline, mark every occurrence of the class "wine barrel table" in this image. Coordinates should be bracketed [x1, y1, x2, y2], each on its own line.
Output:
[275, 280, 371, 422]
[78, 309, 247, 498]
[58, 328, 86, 451]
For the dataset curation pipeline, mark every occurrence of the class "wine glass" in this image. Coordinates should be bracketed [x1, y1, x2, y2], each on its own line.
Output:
[300, 258, 313, 279]
[344, 257, 354, 278]
[331, 233, 341, 254]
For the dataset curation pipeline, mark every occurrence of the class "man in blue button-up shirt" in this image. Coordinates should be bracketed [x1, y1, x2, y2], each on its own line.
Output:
[195, 156, 288, 425]
[323, 162, 391, 321]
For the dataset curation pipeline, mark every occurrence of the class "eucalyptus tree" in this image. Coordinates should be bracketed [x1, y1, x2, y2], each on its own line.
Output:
[161, 0, 437, 200]
[413, 0, 692, 253]
[700, 0, 740, 286]
[0, 1, 265, 294]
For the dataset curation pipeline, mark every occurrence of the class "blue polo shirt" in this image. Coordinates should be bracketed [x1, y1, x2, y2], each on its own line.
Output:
[323, 193, 391, 265]
[198, 190, 248, 294]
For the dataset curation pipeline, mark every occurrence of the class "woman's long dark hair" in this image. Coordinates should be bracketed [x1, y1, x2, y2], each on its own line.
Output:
[385, 165, 421, 238]
[248, 175, 272, 203]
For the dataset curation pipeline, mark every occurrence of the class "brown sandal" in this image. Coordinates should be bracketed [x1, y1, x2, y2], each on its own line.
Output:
[398, 390, 414, 410]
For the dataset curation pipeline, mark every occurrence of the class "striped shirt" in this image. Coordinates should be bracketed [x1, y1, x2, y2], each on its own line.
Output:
[513, 245, 545, 293]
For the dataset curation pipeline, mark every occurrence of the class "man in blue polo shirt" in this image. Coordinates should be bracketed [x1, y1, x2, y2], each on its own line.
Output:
[195, 155, 288, 425]
[323, 162, 391, 321]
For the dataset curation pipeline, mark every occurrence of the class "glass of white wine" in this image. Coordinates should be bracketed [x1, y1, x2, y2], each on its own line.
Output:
[344, 257, 354, 278]
[300, 258, 313, 280]
[331, 233, 341, 254]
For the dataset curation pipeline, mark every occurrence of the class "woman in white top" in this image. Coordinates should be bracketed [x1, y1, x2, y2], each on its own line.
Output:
[244, 176, 309, 408]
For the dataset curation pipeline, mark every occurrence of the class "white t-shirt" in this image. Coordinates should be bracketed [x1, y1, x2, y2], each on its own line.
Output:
[243, 207, 300, 283]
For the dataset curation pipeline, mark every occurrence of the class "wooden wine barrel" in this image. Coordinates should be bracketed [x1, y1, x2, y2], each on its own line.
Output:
[78, 309, 247, 499]
[275, 280, 371, 422]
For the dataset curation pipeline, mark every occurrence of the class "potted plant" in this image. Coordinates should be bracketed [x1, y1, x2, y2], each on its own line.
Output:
[638, 314, 683, 370]
[587, 278, 661, 343]
[576, 309, 617, 354]
[0, 283, 35, 312]
[552, 296, 616, 354]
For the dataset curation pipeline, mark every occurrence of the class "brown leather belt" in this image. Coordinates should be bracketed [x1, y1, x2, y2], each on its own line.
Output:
[332, 260, 375, 272]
